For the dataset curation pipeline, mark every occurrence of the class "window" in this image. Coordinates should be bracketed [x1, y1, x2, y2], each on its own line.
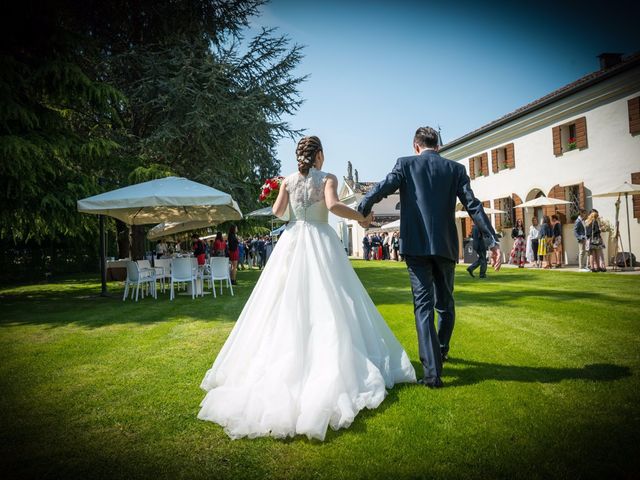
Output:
[552, 117, 587, 156]
[494, 196, 515, 229]
[629, 97, 640, 135]
[565, 184, 585, 221]
[395, 202, 401, 210]
[469, 153, 488, 179]
[491, 143, 515, 172]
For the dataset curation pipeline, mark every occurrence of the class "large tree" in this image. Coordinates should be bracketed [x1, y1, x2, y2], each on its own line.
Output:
[0, 0, 305, 262]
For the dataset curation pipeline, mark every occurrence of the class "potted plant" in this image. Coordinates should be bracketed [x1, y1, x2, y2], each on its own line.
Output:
[567, 137, 577, 151]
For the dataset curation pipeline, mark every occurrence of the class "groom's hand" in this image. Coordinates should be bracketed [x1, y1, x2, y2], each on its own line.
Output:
[490, 245, 502, 271]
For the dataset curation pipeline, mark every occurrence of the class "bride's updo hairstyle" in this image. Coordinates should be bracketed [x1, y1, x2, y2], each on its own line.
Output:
[296, 136, 323, 175]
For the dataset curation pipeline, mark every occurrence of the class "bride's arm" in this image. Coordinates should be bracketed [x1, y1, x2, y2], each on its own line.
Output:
[324, 174, 370, 222]
[272, 179, 289, 218]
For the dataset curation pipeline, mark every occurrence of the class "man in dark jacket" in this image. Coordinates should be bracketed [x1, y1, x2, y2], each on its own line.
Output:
[358, 127, 501, 388]
[467, 224, 488, 278]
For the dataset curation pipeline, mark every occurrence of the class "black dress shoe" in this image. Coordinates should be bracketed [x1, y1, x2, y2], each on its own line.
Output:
[417, 377, 444, 389]
[479, 274, 486, 278]
[466, 267, 475, 278]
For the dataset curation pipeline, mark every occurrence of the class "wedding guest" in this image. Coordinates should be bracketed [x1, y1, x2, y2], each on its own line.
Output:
[227, 225, 239, 285]
[371, 234, 382, 260]
[551, 214, 563, 268]
[573, 209, 589, 271]
[392, 231, 400, 261]
[213, 232, 226, 257]
[526, 216, 541, 268]
[466, 224, 488, 278]
[256, 236, 266, 269]
[585, 209, 606, 272]
[265, 236, 273, 262]
[509, 218, 526, 268]
[175, 240, 182, 253]
[244, 239, 254, 268]
[238, 237, 245, 270]
[538, 216, 553, 269]
[156, 240, 167, 259]
[382, 232, 391, 260]
[362, 234, 371, 260]
[192, 234, 207, 266]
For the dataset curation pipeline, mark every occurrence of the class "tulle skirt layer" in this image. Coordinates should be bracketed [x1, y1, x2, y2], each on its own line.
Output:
[197, 221, 416, 440]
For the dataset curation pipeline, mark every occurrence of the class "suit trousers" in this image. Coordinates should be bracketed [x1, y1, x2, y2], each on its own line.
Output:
[405, 255, 456, 381]
[468, 248, 487, 276]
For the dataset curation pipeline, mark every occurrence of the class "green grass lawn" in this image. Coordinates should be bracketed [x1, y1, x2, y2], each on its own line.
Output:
[1, 262, 639, 480]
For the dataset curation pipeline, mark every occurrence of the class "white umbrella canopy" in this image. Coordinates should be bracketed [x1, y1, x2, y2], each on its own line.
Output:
[77, 176, 243, 225]
[380, 219, 400, 230]
[591, 181, 640, 198]
[246, 206, 274, 217]
[455, 208, 505, 218]
[513, 196, 571, 208]
[147, 220, 216, 241]
[592, 182, 640, 268]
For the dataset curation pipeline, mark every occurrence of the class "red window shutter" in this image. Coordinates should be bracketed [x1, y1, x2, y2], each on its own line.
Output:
[575, 117, 588, 149]
[629, 97, 640, 135]
[481, 153, 489, 176]
[494, 199, 502, 230]
[506, 143, 515, 169]
[482, 201, 490, 208]
[632, 172, 640, 219]
[552, 126, 562, 156]
[469, 158, 475, 179]
[491, 149, 498, 173]
[578, 182, 586, 209]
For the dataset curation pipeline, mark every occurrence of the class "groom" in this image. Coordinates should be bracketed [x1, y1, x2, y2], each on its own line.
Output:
[358, 127, 501, 388]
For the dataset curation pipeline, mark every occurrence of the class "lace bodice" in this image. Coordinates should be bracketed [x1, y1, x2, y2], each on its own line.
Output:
[285, 168, 329, 223]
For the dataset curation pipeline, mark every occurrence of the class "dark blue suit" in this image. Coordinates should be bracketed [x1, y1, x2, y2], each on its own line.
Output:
[358, 150, 497, 381]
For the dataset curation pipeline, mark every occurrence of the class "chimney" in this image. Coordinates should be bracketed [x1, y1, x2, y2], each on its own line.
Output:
[598, 53, 623, 70]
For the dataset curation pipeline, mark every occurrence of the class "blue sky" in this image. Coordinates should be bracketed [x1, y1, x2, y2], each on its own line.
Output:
[248, 0, 639, 182]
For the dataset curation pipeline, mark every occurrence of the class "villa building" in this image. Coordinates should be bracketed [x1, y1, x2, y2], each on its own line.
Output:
[338, 52, 640, 265]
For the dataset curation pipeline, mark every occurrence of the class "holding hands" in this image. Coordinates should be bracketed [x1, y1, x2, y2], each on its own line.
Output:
[359, 211, 373, 228]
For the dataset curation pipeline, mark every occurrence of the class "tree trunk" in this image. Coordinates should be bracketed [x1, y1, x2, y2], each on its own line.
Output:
[116, 219, 130, 259]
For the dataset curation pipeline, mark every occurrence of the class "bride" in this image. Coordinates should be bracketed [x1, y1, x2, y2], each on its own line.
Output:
[198, 136, 416, 440]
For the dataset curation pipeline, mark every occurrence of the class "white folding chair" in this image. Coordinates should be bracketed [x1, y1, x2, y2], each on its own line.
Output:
[153, 258, 172, 293]
[123, 261, 157, 302]
[205, 257, 233, 296]
[170, 257, 198, 301]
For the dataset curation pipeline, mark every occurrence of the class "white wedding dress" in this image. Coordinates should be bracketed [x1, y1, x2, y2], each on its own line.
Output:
[198, 168, 416, 440]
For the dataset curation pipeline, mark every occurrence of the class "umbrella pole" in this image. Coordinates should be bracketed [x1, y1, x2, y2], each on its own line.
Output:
[128, 224, 133, 260]
[625, 193, 633, 269]
[99, 214, 108, 296]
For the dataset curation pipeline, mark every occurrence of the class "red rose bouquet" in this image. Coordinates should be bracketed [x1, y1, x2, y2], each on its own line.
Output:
[259, 176, 284, 204]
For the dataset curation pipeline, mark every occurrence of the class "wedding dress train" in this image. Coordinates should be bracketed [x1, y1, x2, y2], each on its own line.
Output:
[198, 168, 416, 440]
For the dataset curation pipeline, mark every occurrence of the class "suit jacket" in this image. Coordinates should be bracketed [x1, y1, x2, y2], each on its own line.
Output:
[358, 150, 497, 261]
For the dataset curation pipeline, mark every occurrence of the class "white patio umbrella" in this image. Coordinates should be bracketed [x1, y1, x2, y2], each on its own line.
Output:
[592, 182, 640, 268]
[513, 196, 572, 209]
[147, 220, 216, 241]
[77, 176, 242, 294]
[246, 206, 274, 217]
[455, 207, 505, 218]
[77, 176, 242, 225]
[380, 219, 400, 230]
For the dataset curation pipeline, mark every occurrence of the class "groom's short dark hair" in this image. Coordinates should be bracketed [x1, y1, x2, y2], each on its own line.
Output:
[414, 127, 439, 149]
